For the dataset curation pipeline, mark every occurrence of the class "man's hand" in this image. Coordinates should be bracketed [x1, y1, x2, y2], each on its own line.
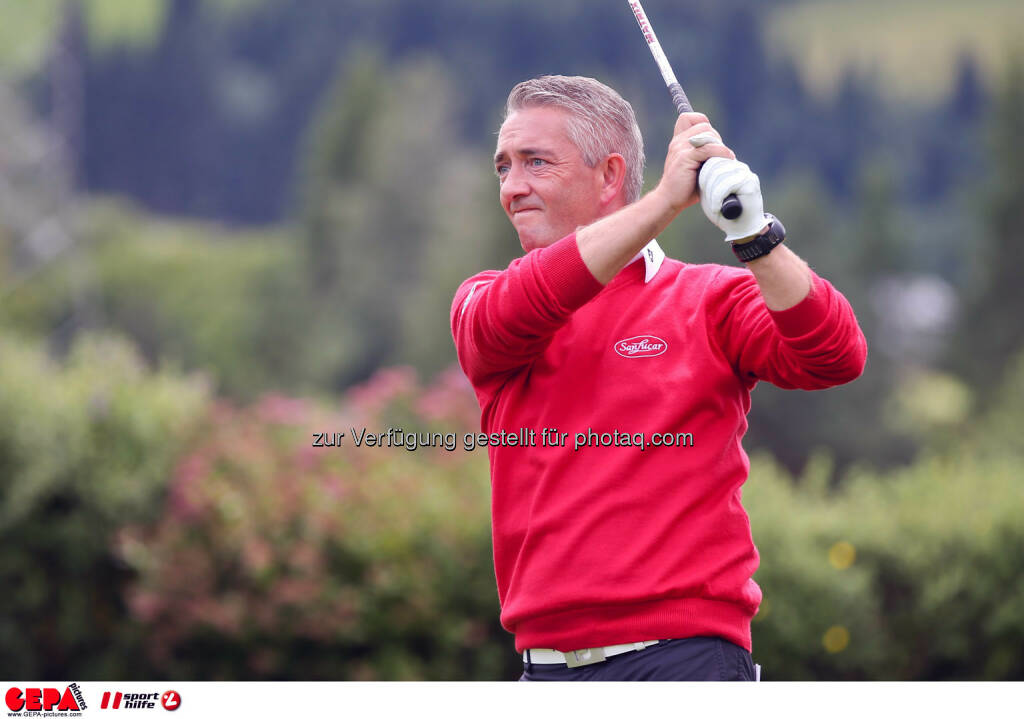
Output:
[576, 113, 760, 286]
[653, 112, 735, 214]
[699, 158, 769, 242]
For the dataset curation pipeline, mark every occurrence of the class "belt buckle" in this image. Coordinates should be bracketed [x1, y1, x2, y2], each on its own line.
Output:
[564, 647, 606, 668]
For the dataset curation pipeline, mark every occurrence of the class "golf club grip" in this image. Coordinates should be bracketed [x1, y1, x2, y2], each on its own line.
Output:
[667, 81, 692, 115]
[667, 82, 743, 220]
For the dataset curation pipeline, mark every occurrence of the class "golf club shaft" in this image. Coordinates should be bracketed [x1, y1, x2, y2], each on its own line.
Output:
[626, 0, 743, 220]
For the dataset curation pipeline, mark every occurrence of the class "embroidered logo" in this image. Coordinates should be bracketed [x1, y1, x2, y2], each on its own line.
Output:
[614, 335, 667, 358]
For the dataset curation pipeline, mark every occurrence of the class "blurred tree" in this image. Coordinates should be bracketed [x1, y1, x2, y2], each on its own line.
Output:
[0, 332, 208, 678]
[52, 0, 87, 190]
[401, 164, 520, 378]
[0, 80, 61, 273]
[851, 160, 908, 275]
[23, 0, 917, 226]
[0, 72, 79, 322]
[740, 170, 918, 476]
[1, 201, 305, 401]
[948, 56, 1024, 400]
[820, 69, 875, 198]
[949, 52, 986, 122]
[913, 52, 988, 203]
[0, 0, 970, 229]
[713, 6, 769, 150]
[749, 55, 813, 182]
[81, 0, 216, 216]
[297, 50, 510, 388]
[300, 49, 386, 295]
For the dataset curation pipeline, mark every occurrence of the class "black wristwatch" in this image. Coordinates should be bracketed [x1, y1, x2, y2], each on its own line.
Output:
[731, 213, 785, 263]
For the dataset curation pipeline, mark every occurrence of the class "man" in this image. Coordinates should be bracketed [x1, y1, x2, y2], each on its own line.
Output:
[450, 75, 866, 681]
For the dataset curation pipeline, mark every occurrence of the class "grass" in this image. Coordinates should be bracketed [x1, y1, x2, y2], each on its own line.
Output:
[0, 0, 263, 80]
[0, 0, 63, 78]
[767, 0, 1024, 102]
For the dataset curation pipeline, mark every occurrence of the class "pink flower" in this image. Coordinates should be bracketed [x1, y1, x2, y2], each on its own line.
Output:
[416, 364, 479, 429]
[347, 366, 418, 413]
[256, 394, 310, 425]
[168, 453, 209, 522]
[242, 539, 273, 573]
[127, 589, 163, 623]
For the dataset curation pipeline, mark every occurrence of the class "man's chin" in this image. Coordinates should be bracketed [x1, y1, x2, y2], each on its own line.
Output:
[516, 228, 560, 253]
[519, 235, 552, 253]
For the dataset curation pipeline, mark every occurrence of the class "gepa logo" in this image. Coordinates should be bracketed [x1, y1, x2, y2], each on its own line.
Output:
[5, 685, 85, 713]
[614, 335, 667, 358]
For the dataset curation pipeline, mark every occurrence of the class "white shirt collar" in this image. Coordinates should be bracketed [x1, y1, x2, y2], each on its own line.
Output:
[627, 239, 665, 283]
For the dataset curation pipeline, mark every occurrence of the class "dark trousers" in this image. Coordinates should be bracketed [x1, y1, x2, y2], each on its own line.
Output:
[519, 636, 757, 681]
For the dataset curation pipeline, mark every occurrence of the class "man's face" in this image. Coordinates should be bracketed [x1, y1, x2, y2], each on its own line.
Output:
[494, 106, 605, 252]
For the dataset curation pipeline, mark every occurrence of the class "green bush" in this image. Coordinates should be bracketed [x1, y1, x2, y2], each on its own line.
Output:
[111, 361, 1024, 680]
[115, 366, 514, 680]
[747, 448, 1024, 679]
[5, 340, 1019, 679]
[1, 200, 309, 400]
[0, 331, 208, 678]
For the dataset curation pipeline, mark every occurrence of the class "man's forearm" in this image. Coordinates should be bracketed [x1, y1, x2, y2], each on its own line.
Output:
[576, 189, 677, 285]
[575, 178, 812, 312]
[745, 243, 812, 311]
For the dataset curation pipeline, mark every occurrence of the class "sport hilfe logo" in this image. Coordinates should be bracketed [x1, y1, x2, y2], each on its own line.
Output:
[101, 691, 156, 710]
[614, 335, 667, 358]
[99, 690, 180, 711]
[5, 685, 86, 712]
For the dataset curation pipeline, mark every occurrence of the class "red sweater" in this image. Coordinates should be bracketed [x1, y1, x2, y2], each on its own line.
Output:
[450, 233, 866, 653]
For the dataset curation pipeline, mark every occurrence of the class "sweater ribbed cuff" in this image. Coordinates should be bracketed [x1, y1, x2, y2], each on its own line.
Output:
[536, 233, 605, 311]
[767, 273, 830, 339]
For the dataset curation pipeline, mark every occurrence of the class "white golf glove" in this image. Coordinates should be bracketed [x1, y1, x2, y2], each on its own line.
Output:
[699, 157, 769, 242]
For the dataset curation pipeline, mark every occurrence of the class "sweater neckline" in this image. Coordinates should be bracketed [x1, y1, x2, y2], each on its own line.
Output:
[604, 239, 666, 289]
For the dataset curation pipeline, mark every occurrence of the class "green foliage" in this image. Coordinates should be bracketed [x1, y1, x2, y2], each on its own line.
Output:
[0, 77, 58, 244]
[97, 359, 1023, 681]
[1, 349, 1021, 679]
[748, 358, 1024, 681]
[0, 0, 165, 77]
[747, 446, 1024, 679]
[0, 331, 209, 678]
[4, 0, 1015, 104]
[1, 200, 307, 400]
[0, 0, 276, 77]
[968, 349, 1024, 459]
[297, 50, 514, 387]
[765, 0, 1024, 103]
[83, 0, 166, 49]
[951, 57, 1024, 398]
[116, 366, 515, 680]
[0, 0, 64, 78]
[0, 0, 1019, 682]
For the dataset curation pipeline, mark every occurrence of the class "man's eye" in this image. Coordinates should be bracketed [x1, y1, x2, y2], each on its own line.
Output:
[530, 158, 546, 167]
[496, 165, 509, 176]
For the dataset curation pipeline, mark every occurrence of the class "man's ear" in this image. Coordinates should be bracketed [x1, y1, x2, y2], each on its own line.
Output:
[598, 153, 628, 206]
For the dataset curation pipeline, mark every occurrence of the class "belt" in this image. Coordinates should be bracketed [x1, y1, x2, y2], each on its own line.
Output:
[523, 641, 661, 668]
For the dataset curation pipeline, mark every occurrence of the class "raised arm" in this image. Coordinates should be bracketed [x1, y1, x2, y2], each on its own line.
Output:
[707, 266, 867, 390]
[451, 234, 603, 386]
[577, 112, 734, 284]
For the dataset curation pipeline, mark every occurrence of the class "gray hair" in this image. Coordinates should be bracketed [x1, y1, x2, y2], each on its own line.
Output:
[503, 75, 645, 204]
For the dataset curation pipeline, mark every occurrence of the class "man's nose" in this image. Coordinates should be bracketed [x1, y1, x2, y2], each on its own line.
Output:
[500, 164, 530, 207]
